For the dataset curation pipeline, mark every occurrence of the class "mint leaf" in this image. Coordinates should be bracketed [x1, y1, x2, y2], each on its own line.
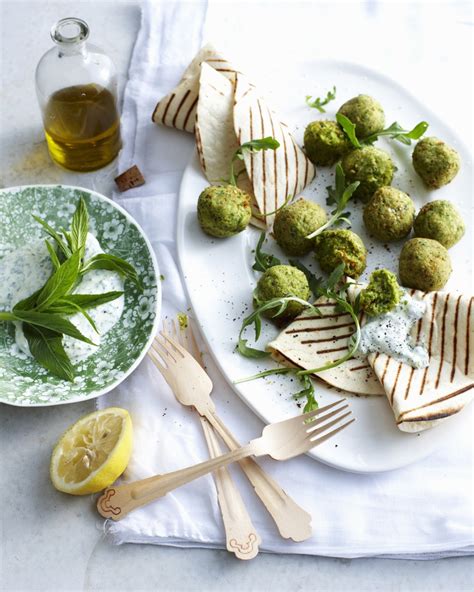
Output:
[12, 311, 95, 345]
[70, 197, 89, 254]
[24, 324, 75, 382]
[82, 254, 141, 288]
[57, 291, 124, 309]
[36, 251, 81, 311]
[33, 215, 71, 258]
[45, 240, 60, 270]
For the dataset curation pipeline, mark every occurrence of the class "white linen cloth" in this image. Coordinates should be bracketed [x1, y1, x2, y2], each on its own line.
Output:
[98, 0, 474, 558]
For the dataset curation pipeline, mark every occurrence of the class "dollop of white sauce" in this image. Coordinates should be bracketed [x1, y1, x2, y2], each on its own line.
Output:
[359, 292, 429, 368]
[0, 234, 124, 363]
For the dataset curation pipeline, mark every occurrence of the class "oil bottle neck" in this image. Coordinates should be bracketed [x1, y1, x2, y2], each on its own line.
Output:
[51, 17, 89, 58]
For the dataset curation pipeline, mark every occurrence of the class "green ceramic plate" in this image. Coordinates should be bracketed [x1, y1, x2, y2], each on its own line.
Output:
[0, 185, 160, 406]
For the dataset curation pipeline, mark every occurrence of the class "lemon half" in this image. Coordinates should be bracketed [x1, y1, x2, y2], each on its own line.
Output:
[50, 407, 133, 495]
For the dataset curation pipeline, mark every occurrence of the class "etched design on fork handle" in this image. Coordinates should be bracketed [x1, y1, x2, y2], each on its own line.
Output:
[228, 533, 259, 555]
[97, 488, 122, 517]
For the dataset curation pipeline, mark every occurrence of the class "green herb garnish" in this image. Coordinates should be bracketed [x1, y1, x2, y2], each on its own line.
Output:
[337, 113, 429, 148]
[0, 198, 140, 381]
[234, 263, 362, 413]
[336, 113, 362, 148]
[305, 164, 359, 239]
[305, 86, 336, 113]
[252, 232, 282, 272]
[229, 137, 280, 186]
[363, 121, 429, 146]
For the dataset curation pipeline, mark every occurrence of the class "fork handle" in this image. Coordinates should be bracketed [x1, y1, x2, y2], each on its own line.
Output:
[97, 444, 254, 520]
[205, 411, 312, 542]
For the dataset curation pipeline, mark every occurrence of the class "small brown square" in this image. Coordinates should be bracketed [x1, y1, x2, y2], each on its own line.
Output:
[114, 165, 145, 192]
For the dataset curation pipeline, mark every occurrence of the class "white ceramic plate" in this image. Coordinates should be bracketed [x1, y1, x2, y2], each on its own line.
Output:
[177, 60, 472, 473]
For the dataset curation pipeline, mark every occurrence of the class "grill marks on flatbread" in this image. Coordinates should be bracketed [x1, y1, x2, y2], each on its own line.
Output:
[267, 298, 385, 396]
[152, 44, 238, 132]
[233, 73, 315, 222]
[363, 290, 473, 432]
[194, 63, 240, 183]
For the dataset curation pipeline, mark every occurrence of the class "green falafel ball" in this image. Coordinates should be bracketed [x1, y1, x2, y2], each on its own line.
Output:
[399, 238, 452, 291]
[363, 186, 415, 242]
[337, 95, 385, 139]
[413, 200, 465, 249]
[197, 185, 252, 238]
[341, 146, 395, 203]
[314, 229, 367, 279]
[412, 137, 460, 189]
[304, 120, 352, 166]
[273, 198, 327, 256]
[360, 269, 403, 316]
[254, 265, 311, 320]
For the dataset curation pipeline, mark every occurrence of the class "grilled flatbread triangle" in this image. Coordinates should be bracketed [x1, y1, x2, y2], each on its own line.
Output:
[233, 73, 316, 223]
[195, 63, 239, 182]
[151, 44, 239, 133]
[267, 297, 385, 396]
[365, 290, 473, 432]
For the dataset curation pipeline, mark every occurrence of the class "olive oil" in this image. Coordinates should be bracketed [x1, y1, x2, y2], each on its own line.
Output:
[43, 83, 121, 172]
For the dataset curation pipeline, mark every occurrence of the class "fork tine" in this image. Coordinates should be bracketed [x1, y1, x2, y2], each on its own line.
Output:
[304, 405, 349, 431]
[309, 418, 355, 448]
[148, 345, 167, 374]
[307, 411, 353, 441]
[300, 399, 347, 422]
[153, 335, 178, 362]
[160, 330, 188, 358]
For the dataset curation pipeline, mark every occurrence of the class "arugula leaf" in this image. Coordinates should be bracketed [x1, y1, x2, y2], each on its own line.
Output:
[289, 260, 325, 299]
[229, 137, 280, 186]
[12, 311, 95, 345]
[24, 324, 75, 382]
[237, 296, 315, 358]
[252, 233, 282, 272]
[70, 197, 89, 254]
[292, 373, 318, 412]
[305, 86, 336, 113]
[235, 264, 362, 395]
[36, 251, 81, 311]
[363, 121, 429, 145]
[33, 215, 71, 258]
[81, 254, 141, 288]
[336, 113, 362, 148]
[305, 164, 359, 239]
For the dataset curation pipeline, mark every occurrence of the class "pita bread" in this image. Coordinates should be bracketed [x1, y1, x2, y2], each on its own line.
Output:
[151, 44, 239, 132]
[364, 291, 473, 432]
[233, 73, 316, 222]
[267, 298, 385, 396]
[195, 63, 239, 182]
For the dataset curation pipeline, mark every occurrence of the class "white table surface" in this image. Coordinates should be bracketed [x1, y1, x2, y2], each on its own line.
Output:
[0, 1, 473, 591]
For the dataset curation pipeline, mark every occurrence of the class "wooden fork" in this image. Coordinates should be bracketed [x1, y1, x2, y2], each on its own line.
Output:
[162, 319, 261, 560]
[97, 399, 353, 521]
[150, 321, 314, 542]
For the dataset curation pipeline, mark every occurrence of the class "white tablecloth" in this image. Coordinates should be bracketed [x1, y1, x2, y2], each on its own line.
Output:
[99, 0, 474, 558]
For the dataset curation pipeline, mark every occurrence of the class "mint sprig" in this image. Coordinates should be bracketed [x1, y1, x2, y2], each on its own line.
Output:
[0, 198, 140, 381]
